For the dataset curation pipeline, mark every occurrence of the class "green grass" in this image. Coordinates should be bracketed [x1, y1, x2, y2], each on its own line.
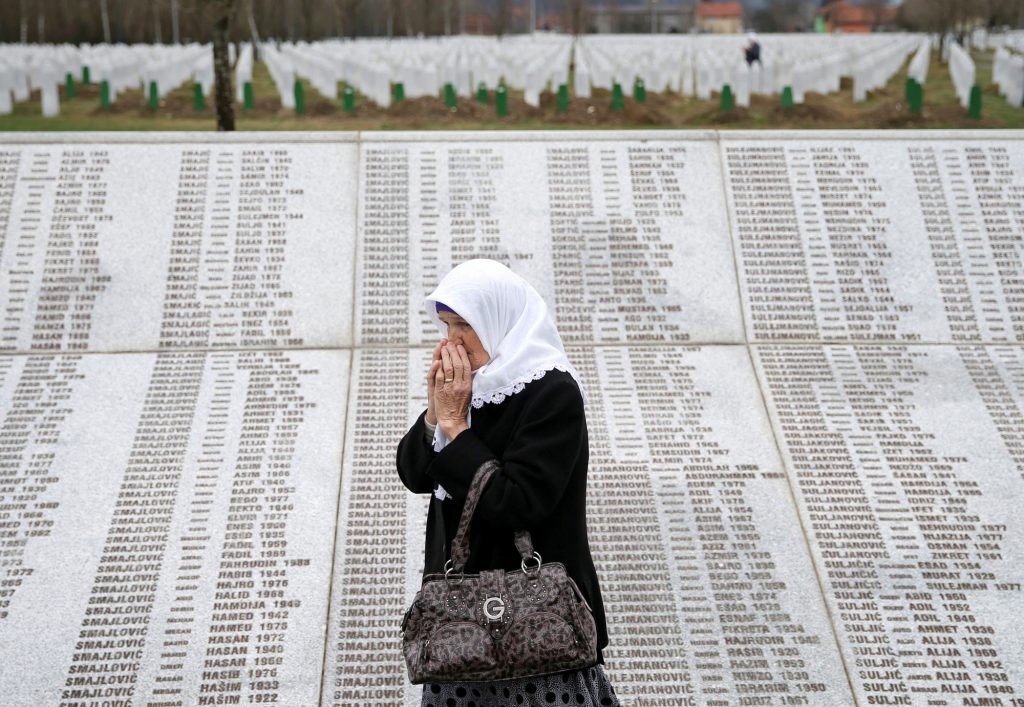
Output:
[913, 49, 1023, 127]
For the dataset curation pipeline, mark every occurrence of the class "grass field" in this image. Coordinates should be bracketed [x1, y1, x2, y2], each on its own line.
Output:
[1, 49, 1021, 132]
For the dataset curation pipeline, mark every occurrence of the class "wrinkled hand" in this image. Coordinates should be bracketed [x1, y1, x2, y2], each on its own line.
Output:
[425, 338, 447, 426]
[434, 342, 472, 439]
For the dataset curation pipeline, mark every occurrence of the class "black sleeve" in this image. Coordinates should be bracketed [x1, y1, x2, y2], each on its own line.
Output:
[396, 410, 437, 495]
[427, 374, 585, 529]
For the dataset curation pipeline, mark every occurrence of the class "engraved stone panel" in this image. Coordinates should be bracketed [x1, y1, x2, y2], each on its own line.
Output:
[324, 345, 852, 706]
[722, 136, 1024, 343]
[0, 142, 356, 353]
[753, 343, 1024, 705]
[0, 349, 348, 706]
[355, 135, 743, 347]
[3, 130, 1024, 707]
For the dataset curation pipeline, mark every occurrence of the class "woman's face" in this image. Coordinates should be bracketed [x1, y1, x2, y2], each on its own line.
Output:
[438, 311, 490, 370]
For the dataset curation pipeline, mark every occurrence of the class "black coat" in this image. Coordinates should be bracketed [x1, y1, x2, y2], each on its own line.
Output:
[396, 369, 609, 663]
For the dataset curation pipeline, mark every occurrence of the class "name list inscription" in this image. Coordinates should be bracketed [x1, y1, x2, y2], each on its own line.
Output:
[0, 144, 354, 353]
[356, 140, 742, 347]
[755, 344, 1024, 705]
[0, 350, 346, 707]
[724, 140, 1024, 343]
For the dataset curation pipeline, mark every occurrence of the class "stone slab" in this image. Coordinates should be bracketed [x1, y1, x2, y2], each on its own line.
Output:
[355, 137, 743, 347]
[323, 345, 852, 706]
[753, 343, 1024, 705]
[0, 349, 349, 706]
[721, 137, 1024, 343]
[0, 142, 356, 353]
[1, 130, 1023, 706]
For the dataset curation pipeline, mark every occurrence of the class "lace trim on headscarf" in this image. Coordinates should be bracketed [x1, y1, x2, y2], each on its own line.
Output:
[470, 363, 588, 408]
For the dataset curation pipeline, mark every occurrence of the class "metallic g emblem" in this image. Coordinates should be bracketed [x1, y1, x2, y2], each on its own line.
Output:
[483, 596, 505, 621]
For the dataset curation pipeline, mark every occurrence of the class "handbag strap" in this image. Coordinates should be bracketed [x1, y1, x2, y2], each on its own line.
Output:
[450, 460, 536, 572]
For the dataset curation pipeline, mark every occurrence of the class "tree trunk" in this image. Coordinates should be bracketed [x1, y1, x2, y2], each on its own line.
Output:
[100, 0, 111, 43]
[567, 0, 585, 36]
[154, 1, 163, 43]
[171, 0, 180, 43]
[443, 0, 451, 35]
[38, 2, 46, 42]
[212, 2, 236, 131]
[402, 0, 415, 37]
[246, 0, 261, 52]
[20, 0, 29, 43]
[496, 0, 508, 36]
[332, 0, 343, 36]
[302, 0, 315, 40]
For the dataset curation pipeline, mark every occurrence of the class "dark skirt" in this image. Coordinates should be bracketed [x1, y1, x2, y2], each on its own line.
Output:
[420, 664, 620, 707]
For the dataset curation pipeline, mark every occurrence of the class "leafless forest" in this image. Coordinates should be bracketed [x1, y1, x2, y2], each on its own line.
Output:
[0, 0, 592, 44]
[0, 0, 1020, 45]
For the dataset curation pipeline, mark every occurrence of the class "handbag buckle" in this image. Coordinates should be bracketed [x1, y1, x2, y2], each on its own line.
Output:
[520, 551, 542, 574]
[444, 558, 464, 586]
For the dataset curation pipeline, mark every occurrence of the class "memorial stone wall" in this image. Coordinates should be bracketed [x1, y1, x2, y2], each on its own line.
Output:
[0, 131, 1021, 707]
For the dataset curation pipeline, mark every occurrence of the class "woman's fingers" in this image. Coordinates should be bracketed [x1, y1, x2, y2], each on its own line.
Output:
[440, 345, 454, 381]
[455, 344, 471, 381]
[432, 339, 446, 361]
[449, 343, 465, 378]
[427, 359, 440, 389]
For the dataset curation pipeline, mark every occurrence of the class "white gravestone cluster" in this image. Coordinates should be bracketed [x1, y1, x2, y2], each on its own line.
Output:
[255, 34, 572, 109]
[0, 43, 218, 116]
[265, 34, 922, 110]
[4, 31, 1024, 118]
[0, 130, 1022, 707]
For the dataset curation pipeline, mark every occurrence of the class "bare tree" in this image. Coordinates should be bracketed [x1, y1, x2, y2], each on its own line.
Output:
[566, 0, 587, 35]
[300, 0, 315, 39]
[335, 0, 362, 38]
[900, 0, 978, 51]
[153, 1, 163, 43]
[495, 0, 510, 36]
[205, 0, 237, 130]
[751, 0, 804, 32]
[608, 0, 621, 34]
[401, 0, 415, 36]
[20, 0, 29, 42]
[331, 0, 344, 36]
[421, 0, 432, 36]
[100, 0, 111, 43]
[985, 0, 1023, 27]
[35, 0, 44, 41]
[171, 0, 180, 42]
[245, 0, 261, 47]
[863, 0, 887, 31]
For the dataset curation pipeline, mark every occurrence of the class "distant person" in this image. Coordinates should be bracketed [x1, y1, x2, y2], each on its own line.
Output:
[744, 32, 762, 67]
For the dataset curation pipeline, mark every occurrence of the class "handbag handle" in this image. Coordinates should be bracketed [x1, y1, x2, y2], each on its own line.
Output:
[448, 460, 537, 574]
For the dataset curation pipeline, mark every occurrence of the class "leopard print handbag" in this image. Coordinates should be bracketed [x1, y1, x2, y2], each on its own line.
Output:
[401, 460, 599, 684]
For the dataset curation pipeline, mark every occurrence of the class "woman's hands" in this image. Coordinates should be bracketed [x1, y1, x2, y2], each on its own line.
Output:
[425, 338, 446, 426]
[427, 339, 472, 439]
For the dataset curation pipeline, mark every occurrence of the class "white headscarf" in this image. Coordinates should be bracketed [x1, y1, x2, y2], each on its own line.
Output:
[424, 259, 587, 500]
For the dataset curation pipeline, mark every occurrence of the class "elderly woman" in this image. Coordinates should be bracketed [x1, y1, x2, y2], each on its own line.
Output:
[397, 259, 619, 707]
